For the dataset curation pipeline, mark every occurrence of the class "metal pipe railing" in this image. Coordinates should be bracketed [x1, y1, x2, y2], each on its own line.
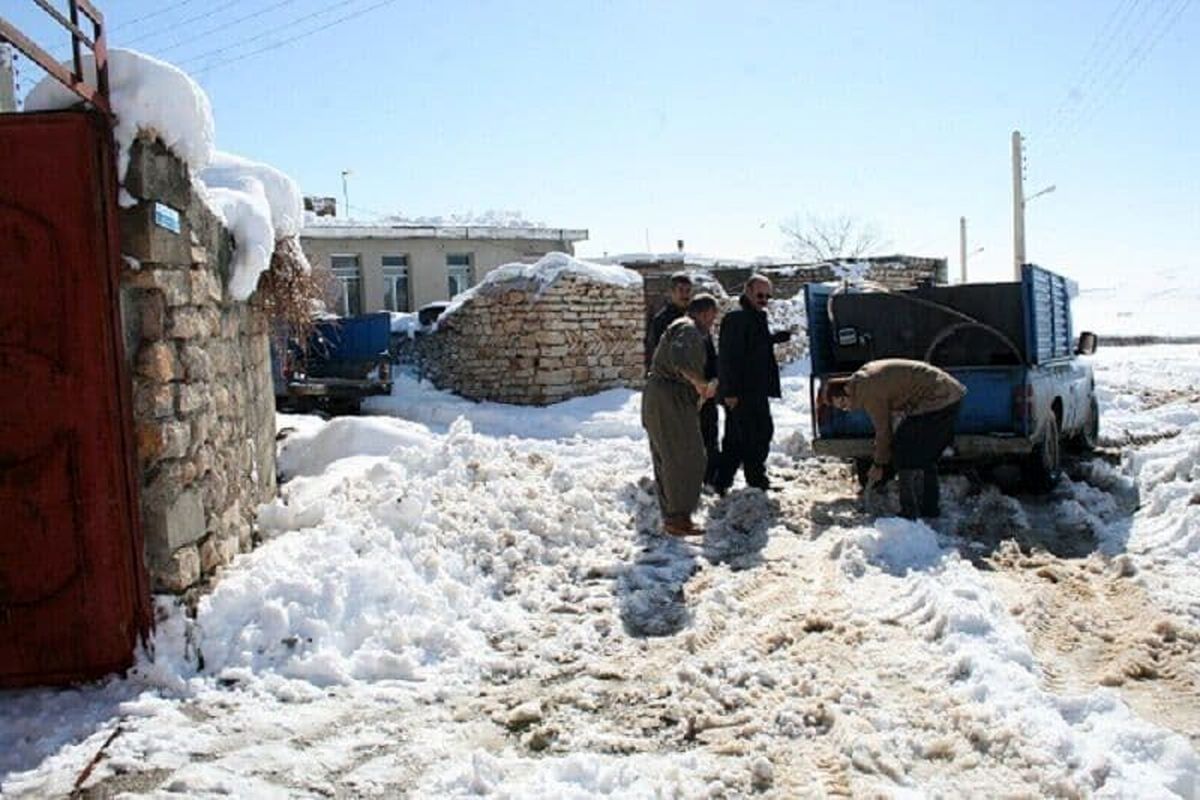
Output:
[0, 0, 110, 115]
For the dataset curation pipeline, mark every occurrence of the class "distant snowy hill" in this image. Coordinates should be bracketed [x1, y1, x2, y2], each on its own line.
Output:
[1073, 267, 1200, 337]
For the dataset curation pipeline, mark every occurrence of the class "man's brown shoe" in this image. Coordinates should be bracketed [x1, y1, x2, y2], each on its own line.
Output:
[663, 516, 704, 537]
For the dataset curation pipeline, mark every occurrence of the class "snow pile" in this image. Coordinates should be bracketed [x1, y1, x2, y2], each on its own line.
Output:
[441, 252, 641, 318]
[25, 49, 213, 181]
[389, 311, 421, 336]
[140, 415, 645, 692]
[418, 750, 717, 797]
[831, 260, 873, 283]
[836, 517, 1198, 796]
[365, 373, 644, 440]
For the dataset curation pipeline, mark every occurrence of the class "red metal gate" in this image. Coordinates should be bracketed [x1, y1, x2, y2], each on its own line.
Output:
[0, 110, 150, 687]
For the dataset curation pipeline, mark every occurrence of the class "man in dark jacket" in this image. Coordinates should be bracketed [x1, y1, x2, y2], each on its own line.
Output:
[644, 272, 693, 368]
[714, 275, 789, 492]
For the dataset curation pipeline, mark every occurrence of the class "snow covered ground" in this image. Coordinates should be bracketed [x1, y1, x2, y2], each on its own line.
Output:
[2, 346, 1198, 798]
[1073, 267, 1200, 338]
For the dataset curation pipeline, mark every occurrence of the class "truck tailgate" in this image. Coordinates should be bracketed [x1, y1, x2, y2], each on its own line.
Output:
[817, 366, 1025, 438]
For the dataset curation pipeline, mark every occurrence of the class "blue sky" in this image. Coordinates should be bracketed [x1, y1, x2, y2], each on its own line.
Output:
[10, 0, 1198, 285]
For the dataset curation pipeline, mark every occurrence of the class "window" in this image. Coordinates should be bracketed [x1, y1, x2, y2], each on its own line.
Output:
[331, 254, 362, 316]
[447, 253, 473, 298]
[382, 255, 410, 312]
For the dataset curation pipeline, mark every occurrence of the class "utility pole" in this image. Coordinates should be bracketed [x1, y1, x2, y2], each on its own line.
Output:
[0, 44, 16, 113]
[1011, 130, 1025, 280]
[959, 216, 967, 284]
[340, 169, 352, 219]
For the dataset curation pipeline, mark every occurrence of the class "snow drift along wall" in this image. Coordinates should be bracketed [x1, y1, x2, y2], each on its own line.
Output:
[412, 255, 645, 405]
[120, 138, 277, 592]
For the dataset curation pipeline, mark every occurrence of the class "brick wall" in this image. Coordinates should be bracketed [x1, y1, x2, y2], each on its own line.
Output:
[118, 138, 277, 593]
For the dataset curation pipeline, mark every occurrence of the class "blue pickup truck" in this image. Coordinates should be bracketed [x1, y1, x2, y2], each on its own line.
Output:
[273, 312, 394, 414]
[807, 265, 1098, 491]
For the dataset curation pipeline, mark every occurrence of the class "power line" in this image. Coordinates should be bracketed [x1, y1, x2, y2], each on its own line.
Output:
[120, 0, 242, 48]
[191, 0, 401, 76]
[1054, 0, 1192, 146]
[1041, 0, 1155, 142]
[153, 0, 300, 57]
[111, 0, 200, 34]
[1041, 0, 1140, 136]
[178, 0, 365, 69]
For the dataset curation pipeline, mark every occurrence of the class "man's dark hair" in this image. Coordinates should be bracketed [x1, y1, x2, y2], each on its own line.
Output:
[670, 271, 693, 286]
[688, 294, 718, 313]
[821, 377, 850, 403]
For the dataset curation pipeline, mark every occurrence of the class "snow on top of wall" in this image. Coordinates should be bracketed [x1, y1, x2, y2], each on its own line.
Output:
[205, 177, 275, 301]
[441, 252, 642, 321]
[25, 49, 214, 181]
[26, 49, 309, 303]
[201, 151, 304, 238]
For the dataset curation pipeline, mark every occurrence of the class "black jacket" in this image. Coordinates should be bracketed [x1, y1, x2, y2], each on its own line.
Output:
[718, 295, 781, 400]
[645, 303, 686, 367]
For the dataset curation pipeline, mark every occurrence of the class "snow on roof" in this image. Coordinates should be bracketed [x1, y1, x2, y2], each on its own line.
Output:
[302, 221, 588, 242]
[201, 151, 303, 238]
[26, 48, 214, 181]
[592, 251, 786, 269]
[441, 252, 641, 321]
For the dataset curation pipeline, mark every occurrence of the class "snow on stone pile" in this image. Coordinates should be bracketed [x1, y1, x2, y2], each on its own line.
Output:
[25, 49, 303, 302]
[442, 252, 641, 320]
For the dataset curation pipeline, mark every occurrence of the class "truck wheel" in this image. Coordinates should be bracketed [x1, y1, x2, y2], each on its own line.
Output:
[1069, 397, 1100, 453]
[1024, 415, 1062, 493]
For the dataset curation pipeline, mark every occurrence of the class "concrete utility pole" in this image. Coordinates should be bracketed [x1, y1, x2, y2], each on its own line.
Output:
[1012, 130, 1025, 280]
[959, 216, 967, 284]
[340, 169, 352, 219]
[0, 44, 16, 113]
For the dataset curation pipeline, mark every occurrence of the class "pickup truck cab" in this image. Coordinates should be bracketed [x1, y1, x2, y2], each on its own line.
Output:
[807, 265, 1098, 491]
[273, 312, 394, 414]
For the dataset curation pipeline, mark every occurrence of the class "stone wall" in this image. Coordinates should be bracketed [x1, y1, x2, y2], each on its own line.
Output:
[641, 256, 948, 324]
[406, 272, 645, 405]
[118, 138, 277, 593]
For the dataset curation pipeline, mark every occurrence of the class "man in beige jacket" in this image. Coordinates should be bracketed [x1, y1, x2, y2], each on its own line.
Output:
[822, 359, 966, 519]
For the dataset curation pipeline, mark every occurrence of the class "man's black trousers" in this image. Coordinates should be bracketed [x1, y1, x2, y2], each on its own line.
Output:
[700, 400, 720, 485]
[715, 395, 773, 491]
[891, 401, 961, 518]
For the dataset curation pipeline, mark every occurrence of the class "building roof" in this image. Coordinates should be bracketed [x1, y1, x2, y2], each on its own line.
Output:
[301, 223, 588, 243]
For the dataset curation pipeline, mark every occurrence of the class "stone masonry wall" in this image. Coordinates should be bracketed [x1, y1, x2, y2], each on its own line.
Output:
[118, 138, 277, 593]
[641, 256, 947, 323]
[409, 273, 645, 405]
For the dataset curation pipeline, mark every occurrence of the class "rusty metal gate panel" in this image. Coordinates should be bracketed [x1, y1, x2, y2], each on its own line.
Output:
[0, 110, 150, 687]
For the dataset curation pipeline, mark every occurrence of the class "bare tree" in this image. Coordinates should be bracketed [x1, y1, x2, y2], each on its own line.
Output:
[780, 213, 887, 262]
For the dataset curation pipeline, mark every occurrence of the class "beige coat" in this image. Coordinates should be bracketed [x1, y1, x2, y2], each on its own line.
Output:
[845, 359, 966, 465]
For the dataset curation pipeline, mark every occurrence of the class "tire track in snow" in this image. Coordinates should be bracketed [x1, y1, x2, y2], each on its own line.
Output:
[989, 545, 1200, 745]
